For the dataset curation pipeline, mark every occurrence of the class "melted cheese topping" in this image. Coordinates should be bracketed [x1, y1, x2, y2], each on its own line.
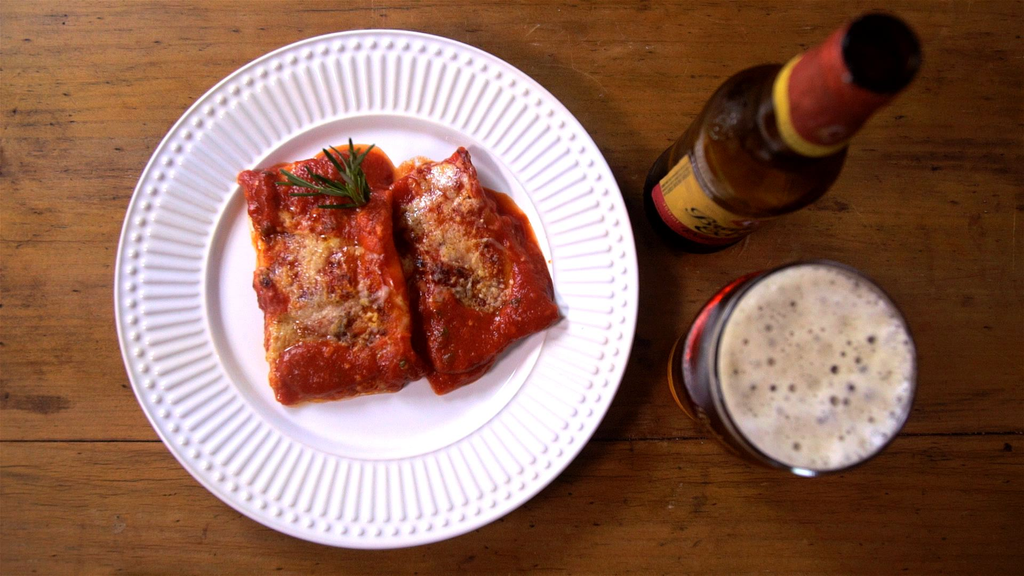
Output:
[396, 161, 509, 312]
[263, 232, 390, 356]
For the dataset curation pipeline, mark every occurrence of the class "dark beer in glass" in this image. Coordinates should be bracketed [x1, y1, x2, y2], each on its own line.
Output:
[669, 261, 916, 476]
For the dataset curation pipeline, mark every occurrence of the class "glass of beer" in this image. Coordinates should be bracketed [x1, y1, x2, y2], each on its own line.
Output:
[669, 261, 916, 476]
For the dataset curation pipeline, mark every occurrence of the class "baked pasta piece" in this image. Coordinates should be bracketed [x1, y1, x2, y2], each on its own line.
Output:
[391, 148, 560, 394]
[238, 146, 426, 405]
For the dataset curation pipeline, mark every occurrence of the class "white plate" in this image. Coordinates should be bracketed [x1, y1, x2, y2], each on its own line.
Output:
[115, 30, 638, 548]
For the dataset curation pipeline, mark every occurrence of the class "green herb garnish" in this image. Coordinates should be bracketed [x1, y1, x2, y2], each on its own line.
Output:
[276, 139, 375, 209]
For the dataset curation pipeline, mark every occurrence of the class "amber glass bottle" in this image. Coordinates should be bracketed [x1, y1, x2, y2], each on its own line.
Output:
[643, 14, 921, 253]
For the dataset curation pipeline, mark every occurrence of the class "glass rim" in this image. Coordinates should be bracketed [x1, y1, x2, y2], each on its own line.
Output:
[706, 259, 919, 477]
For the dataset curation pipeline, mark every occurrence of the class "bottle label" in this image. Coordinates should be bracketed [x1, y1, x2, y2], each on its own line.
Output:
[773, 25, 896, 158]
[773, 55, 849, 157]
[651, 154, 762, 245]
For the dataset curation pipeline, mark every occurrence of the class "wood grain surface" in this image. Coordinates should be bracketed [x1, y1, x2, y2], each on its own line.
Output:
[2, 0, 1022, 574]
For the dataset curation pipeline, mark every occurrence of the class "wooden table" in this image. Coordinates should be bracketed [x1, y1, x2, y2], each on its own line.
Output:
[3, 1, 1021, 573]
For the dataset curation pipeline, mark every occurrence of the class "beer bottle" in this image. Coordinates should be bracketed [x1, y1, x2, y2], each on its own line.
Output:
[643, 13, 921, 253]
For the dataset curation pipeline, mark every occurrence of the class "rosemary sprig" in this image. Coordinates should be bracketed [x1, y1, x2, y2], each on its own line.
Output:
[275, 139, 376, 209]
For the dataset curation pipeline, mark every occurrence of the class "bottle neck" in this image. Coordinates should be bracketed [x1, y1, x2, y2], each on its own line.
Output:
[771, 14, 921, 158]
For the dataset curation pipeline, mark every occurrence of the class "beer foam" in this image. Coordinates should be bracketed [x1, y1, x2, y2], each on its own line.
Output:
[717, 264, 915, 471]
